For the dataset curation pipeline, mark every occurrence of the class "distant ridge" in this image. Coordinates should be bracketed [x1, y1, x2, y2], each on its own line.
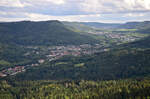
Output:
[0, 20, 99, 45]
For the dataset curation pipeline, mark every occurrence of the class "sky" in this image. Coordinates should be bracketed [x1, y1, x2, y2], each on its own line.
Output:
[0, 0, 150, 23]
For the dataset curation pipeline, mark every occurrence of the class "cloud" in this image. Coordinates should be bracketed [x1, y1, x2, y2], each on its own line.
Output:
[124, 0, 150, 10]
[0, 0, 24, 7]
[123, 13, 145, 17]
[46, 0, 65, 5]
[0, 11, 102, 22]
[0, 0, 150, 22]
[81, 0, 150, 14]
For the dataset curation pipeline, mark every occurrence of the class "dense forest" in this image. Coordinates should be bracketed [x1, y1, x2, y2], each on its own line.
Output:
[0, 79, 150, 99]
[1, 36, 148, 81]
[0, 21, 99, 46]
[0, 20, 150, 99]
[5, 47, 150, 81]
[0, 44, 42, 70]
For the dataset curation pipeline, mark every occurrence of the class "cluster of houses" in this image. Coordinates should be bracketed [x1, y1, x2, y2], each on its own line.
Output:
[45, 44, 103, 62]
[0, 66, 25, 77]
[105, 34, 138, 42]
[29, 44, 106, 63]
[88, 30, 140, 43]
[0, 44, 105, 78]
[0, 59, 46, 78]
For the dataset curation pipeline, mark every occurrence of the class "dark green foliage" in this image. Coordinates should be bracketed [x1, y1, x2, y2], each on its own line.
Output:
[0, 20, 99, 46]
[0, 44, 26, 70]
[8, 48, 150, 81]
[122, 36, 150, 48]
[1, 32, 150, 81]
[62, 21, 95, 32]
[0, 20, 150, 99]
[0, 43, 42, 70]
[0, 79, 150, 99]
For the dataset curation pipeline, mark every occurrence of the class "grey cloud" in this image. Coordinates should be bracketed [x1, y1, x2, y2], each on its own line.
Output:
[0, 0, 150, 22]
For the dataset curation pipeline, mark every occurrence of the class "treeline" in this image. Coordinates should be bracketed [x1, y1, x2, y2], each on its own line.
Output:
[0, 79, 150, 99]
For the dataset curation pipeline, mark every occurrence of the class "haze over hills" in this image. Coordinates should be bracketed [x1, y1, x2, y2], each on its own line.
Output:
[63, 21, 150, 32]
[118, 21, 150, 30]
[80, 22, 122, 29]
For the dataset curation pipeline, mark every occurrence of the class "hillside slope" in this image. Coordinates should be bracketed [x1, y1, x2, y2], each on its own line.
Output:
[62, 21, 94, 32]
[63, 21, 121, 30]
[122, 36, 150, 48]
[0, 20, 99, 45]
[8, 36, 150, 81]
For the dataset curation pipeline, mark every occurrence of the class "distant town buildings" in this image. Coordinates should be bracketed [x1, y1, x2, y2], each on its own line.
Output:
[0, 66, 25, 77]
[0, 44, 105, 78]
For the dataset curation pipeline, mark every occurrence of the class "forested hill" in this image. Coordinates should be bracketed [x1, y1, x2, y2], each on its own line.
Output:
[0, 21, 150, 99]
[7, 37, 150, 81]
[0, 20, 99, 46]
